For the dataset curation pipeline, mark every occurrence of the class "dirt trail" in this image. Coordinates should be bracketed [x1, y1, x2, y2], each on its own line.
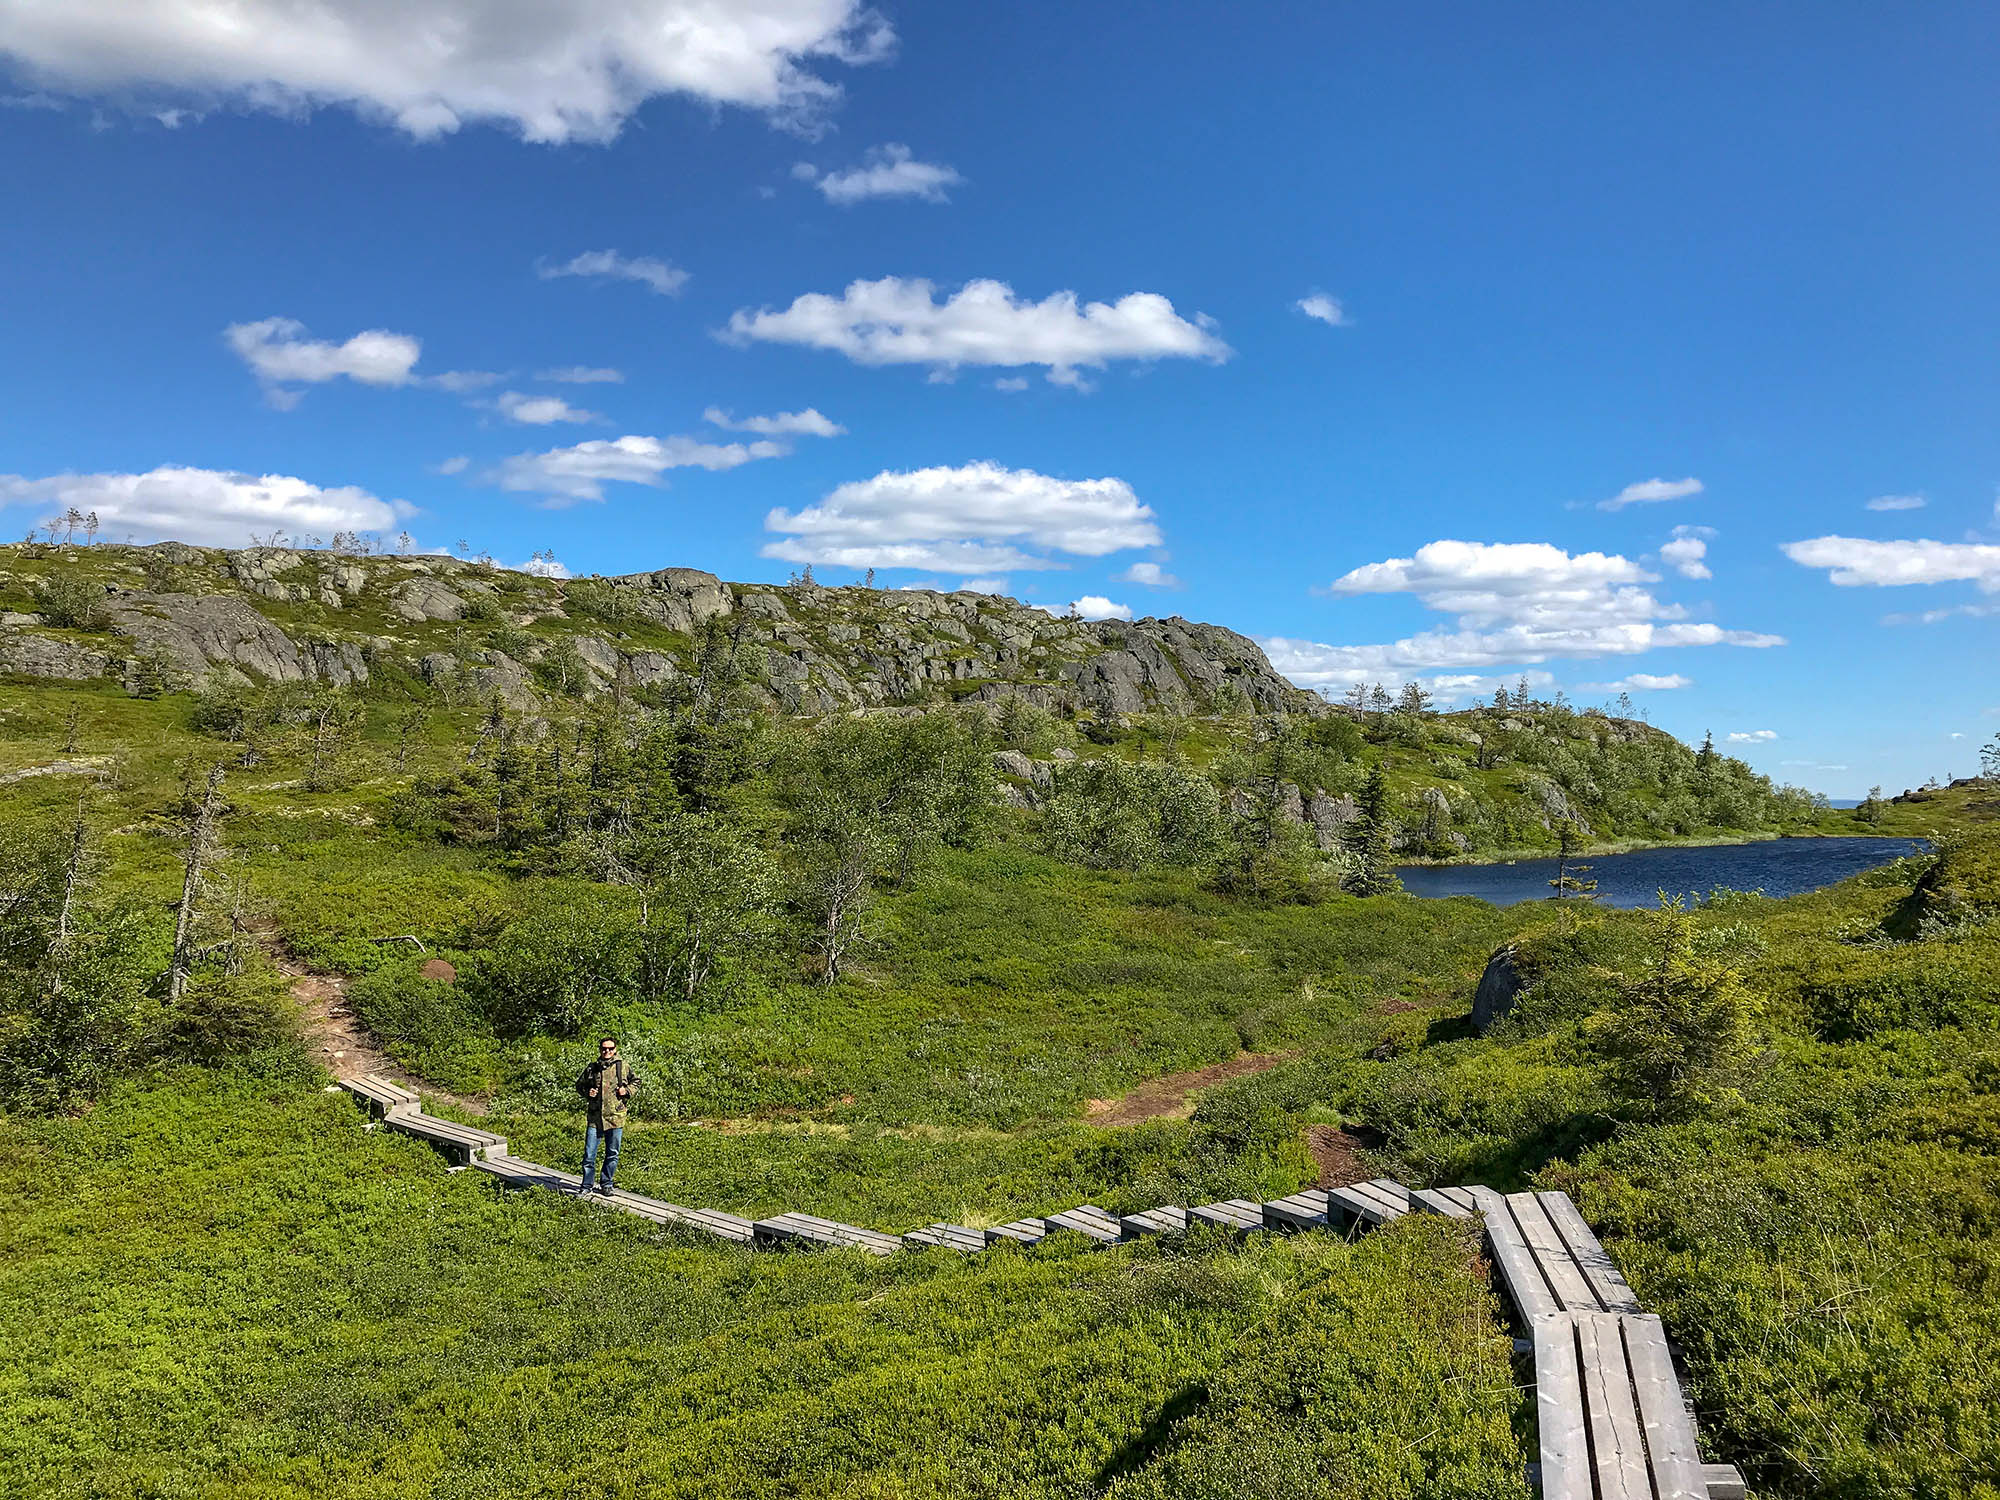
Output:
[1084, 1051, 1295, 1127]
[269, 938, 488, 1116]
[1305, 1124, 1375, 1189]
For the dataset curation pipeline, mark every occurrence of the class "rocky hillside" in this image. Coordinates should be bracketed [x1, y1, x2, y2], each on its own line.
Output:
[0, 542, 1317, 718]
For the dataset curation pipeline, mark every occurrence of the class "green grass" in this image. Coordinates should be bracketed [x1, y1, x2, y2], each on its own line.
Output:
[0, 1071, 1524, 1500]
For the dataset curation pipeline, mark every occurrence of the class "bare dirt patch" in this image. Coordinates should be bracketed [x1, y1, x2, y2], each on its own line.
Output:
[1084, 1051, 1295, 1127]
[266, 935, 487, 1115]
[1305, 1124, 1374, 1188]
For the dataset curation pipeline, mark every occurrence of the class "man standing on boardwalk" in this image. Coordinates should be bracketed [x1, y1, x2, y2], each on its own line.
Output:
[576, 1036, 636, 1195]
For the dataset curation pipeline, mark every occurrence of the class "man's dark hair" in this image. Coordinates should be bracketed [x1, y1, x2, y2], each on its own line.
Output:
[599, 1036, 617, 1047]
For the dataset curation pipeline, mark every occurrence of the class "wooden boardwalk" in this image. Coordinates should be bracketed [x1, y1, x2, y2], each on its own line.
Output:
[340, 1075, 1746, 1498]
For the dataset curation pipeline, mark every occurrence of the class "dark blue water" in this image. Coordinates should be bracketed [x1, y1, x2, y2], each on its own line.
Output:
[1396, 837, 1926, 909]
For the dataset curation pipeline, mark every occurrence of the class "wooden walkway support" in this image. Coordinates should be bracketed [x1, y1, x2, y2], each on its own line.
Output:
[336, 1075, 1745, 1499]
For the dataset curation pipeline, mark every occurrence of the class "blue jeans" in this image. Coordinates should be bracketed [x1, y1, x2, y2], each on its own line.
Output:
[580, 1123, 622, 1188]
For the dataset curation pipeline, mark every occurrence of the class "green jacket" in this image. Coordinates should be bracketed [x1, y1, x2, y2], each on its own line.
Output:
[576, 1057, 637, 1128]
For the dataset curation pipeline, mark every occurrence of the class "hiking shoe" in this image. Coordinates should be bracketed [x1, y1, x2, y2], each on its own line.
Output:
[597, 1182, 617, 1195]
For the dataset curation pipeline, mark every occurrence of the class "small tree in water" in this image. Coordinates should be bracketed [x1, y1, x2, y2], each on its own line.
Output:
[1548, 819, 1598, 902]
[1587, 895, 1757, 1120]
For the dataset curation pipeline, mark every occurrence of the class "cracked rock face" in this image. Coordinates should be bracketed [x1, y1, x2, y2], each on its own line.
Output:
[1, 546, 1323, 719]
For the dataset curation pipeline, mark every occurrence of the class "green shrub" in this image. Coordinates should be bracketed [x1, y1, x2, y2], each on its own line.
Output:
[1044, 758, 1224, 870]
[467, 889, 642, 1035]
[31, 570, 108, 630]
[157, 970, 303, 1067]
[1803, 943, 2000, 1040]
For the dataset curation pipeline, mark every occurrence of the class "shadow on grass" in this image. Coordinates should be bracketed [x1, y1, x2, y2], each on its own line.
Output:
[1092, 1380, 1210, 1488]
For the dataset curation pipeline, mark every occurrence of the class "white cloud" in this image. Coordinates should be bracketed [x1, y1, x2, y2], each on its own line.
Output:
[433, 456, 470, 476]
[1865, 494, 1926, 511]
[224, 317, 493, 404]
[1781, 760, 1849, 771]
[0, 465, 405, 547]
[0, 0, 893, 143]
[762, 461, 1160, 573]
[1274, 538, 1782, 685]
[1589, 673, 1693, 692]
[956, 577, 1007, 594]
[1295, 293, 1349, 327]
[1597, 476, 1704, 512]
[1068, 596, 1132, 622]
[1263, 648, 1557, 703]
[495, 433, 783, 505]
[1117, 561, 1181, 589]
[723, 276, 1230, 387]
[1660, 524, 1713, 580]
[537, 366, 624, 384]
[226, 316, 419, 397]
[512, 555, 572, 579]
[1783, 535, 2000, 591]
[1728, 730, 1778, 744]
[702, 406, 845, 437]
[1882, 602, 2000, 626]
[993, 376, 1030, 393]
[539, 250, 688, 296]
[497, 391, 602, 425]
[796, 144, 961, 204]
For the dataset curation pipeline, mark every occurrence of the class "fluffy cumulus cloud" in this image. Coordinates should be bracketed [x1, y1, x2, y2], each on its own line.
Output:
[1865, 494, 1926, 511]
[497, 391, 602, 425]
[1066, 596, 1132, 622]
[1256, 646, 1557, 703]
[1117, 561, 1181, 588]
[1782, 535, 2000, 592]
[224, 317, 494, 406]
[763, 461, 1161, 573]
[1263, 538, 1781, 693]
[1597, 476, 1704, 512]
[0, 465, 405, 546]
[226, 316, 419, 402]
[1295, 293, 1349, 327]
[1729, 730, 1778, 744]
[794, 144, 961, 204]
[956, 577, 1007, 595]
[1660, 524, 1714, 580]
[0, 0, 893, 143]
[537, 366, 624, 384]
[703, 406, 845, 437]
[538, 250, 688, 296]
[723, 277, 1230, 388]
[513, 554, 572, 579]
[495, 434, 784, 504]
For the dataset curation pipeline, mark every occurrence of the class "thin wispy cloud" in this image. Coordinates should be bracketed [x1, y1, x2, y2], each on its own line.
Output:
[1295, 292, 1349, 326]
[537, 366, 624, 385]
[1865, 494, 1926, 511]
[538, 250, 688, 297]
[494, 433, 785, 505]
[703, 406, 845, 437]
[496, 391, 603, 425]
[794, 144, 962, 204]
[1597, 476, 1704, 512]
[1783, 535, 2000, 591]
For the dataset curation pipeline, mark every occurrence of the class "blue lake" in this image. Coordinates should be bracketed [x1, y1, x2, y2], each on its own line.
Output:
[1395, 836, 1927, 909]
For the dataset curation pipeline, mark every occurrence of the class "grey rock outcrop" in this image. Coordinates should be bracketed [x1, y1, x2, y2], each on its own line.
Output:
[0, 630, 116, 681]
[105, 592, 324, 683]
[393, 577, 469, 623]
[1471, 945, 1524, 1033]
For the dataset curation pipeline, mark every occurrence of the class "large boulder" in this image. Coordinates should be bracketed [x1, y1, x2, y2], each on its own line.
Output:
[1470, 945, 1524, 1033]
[392, 577, 469, 623]
[104, 592, 317, 682]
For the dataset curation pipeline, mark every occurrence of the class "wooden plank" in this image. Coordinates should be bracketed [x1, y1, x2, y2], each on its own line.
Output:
[1190, 1199, 1264, 1232]
[1623, 1314, 1710, 1500]
[1438, 1185, 1480, 1213]
[1531, 1314, 1591, 1500]
[1364, 1178, 1413, 1214]
[1044, 1206, 1123, 1243]
[1334, 1179, 1410, 1224]
[1474, 1190, 1561, 1322]
[1538, 1191, 1643, 1314]
[986, 1219, 1047, 1246]
[905, 1224, 987, 1253]
[1508, 1191, 1601, 1312]
[1576, 1312, 1651, 1500]
[1120, 1207, 1189, 1237]
[1701, 1464, 1748, 1500]
[1261, 1190, 1330, 1231]
[1411, 1187, 1477, 1220]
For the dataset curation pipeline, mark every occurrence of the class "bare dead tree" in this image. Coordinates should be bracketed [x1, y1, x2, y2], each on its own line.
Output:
[49, 798, 89, 997]
[168, 764, 226, 1002]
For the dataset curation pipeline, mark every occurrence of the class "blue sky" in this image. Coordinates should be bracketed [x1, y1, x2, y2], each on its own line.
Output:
[2, 2, 1997, 795]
